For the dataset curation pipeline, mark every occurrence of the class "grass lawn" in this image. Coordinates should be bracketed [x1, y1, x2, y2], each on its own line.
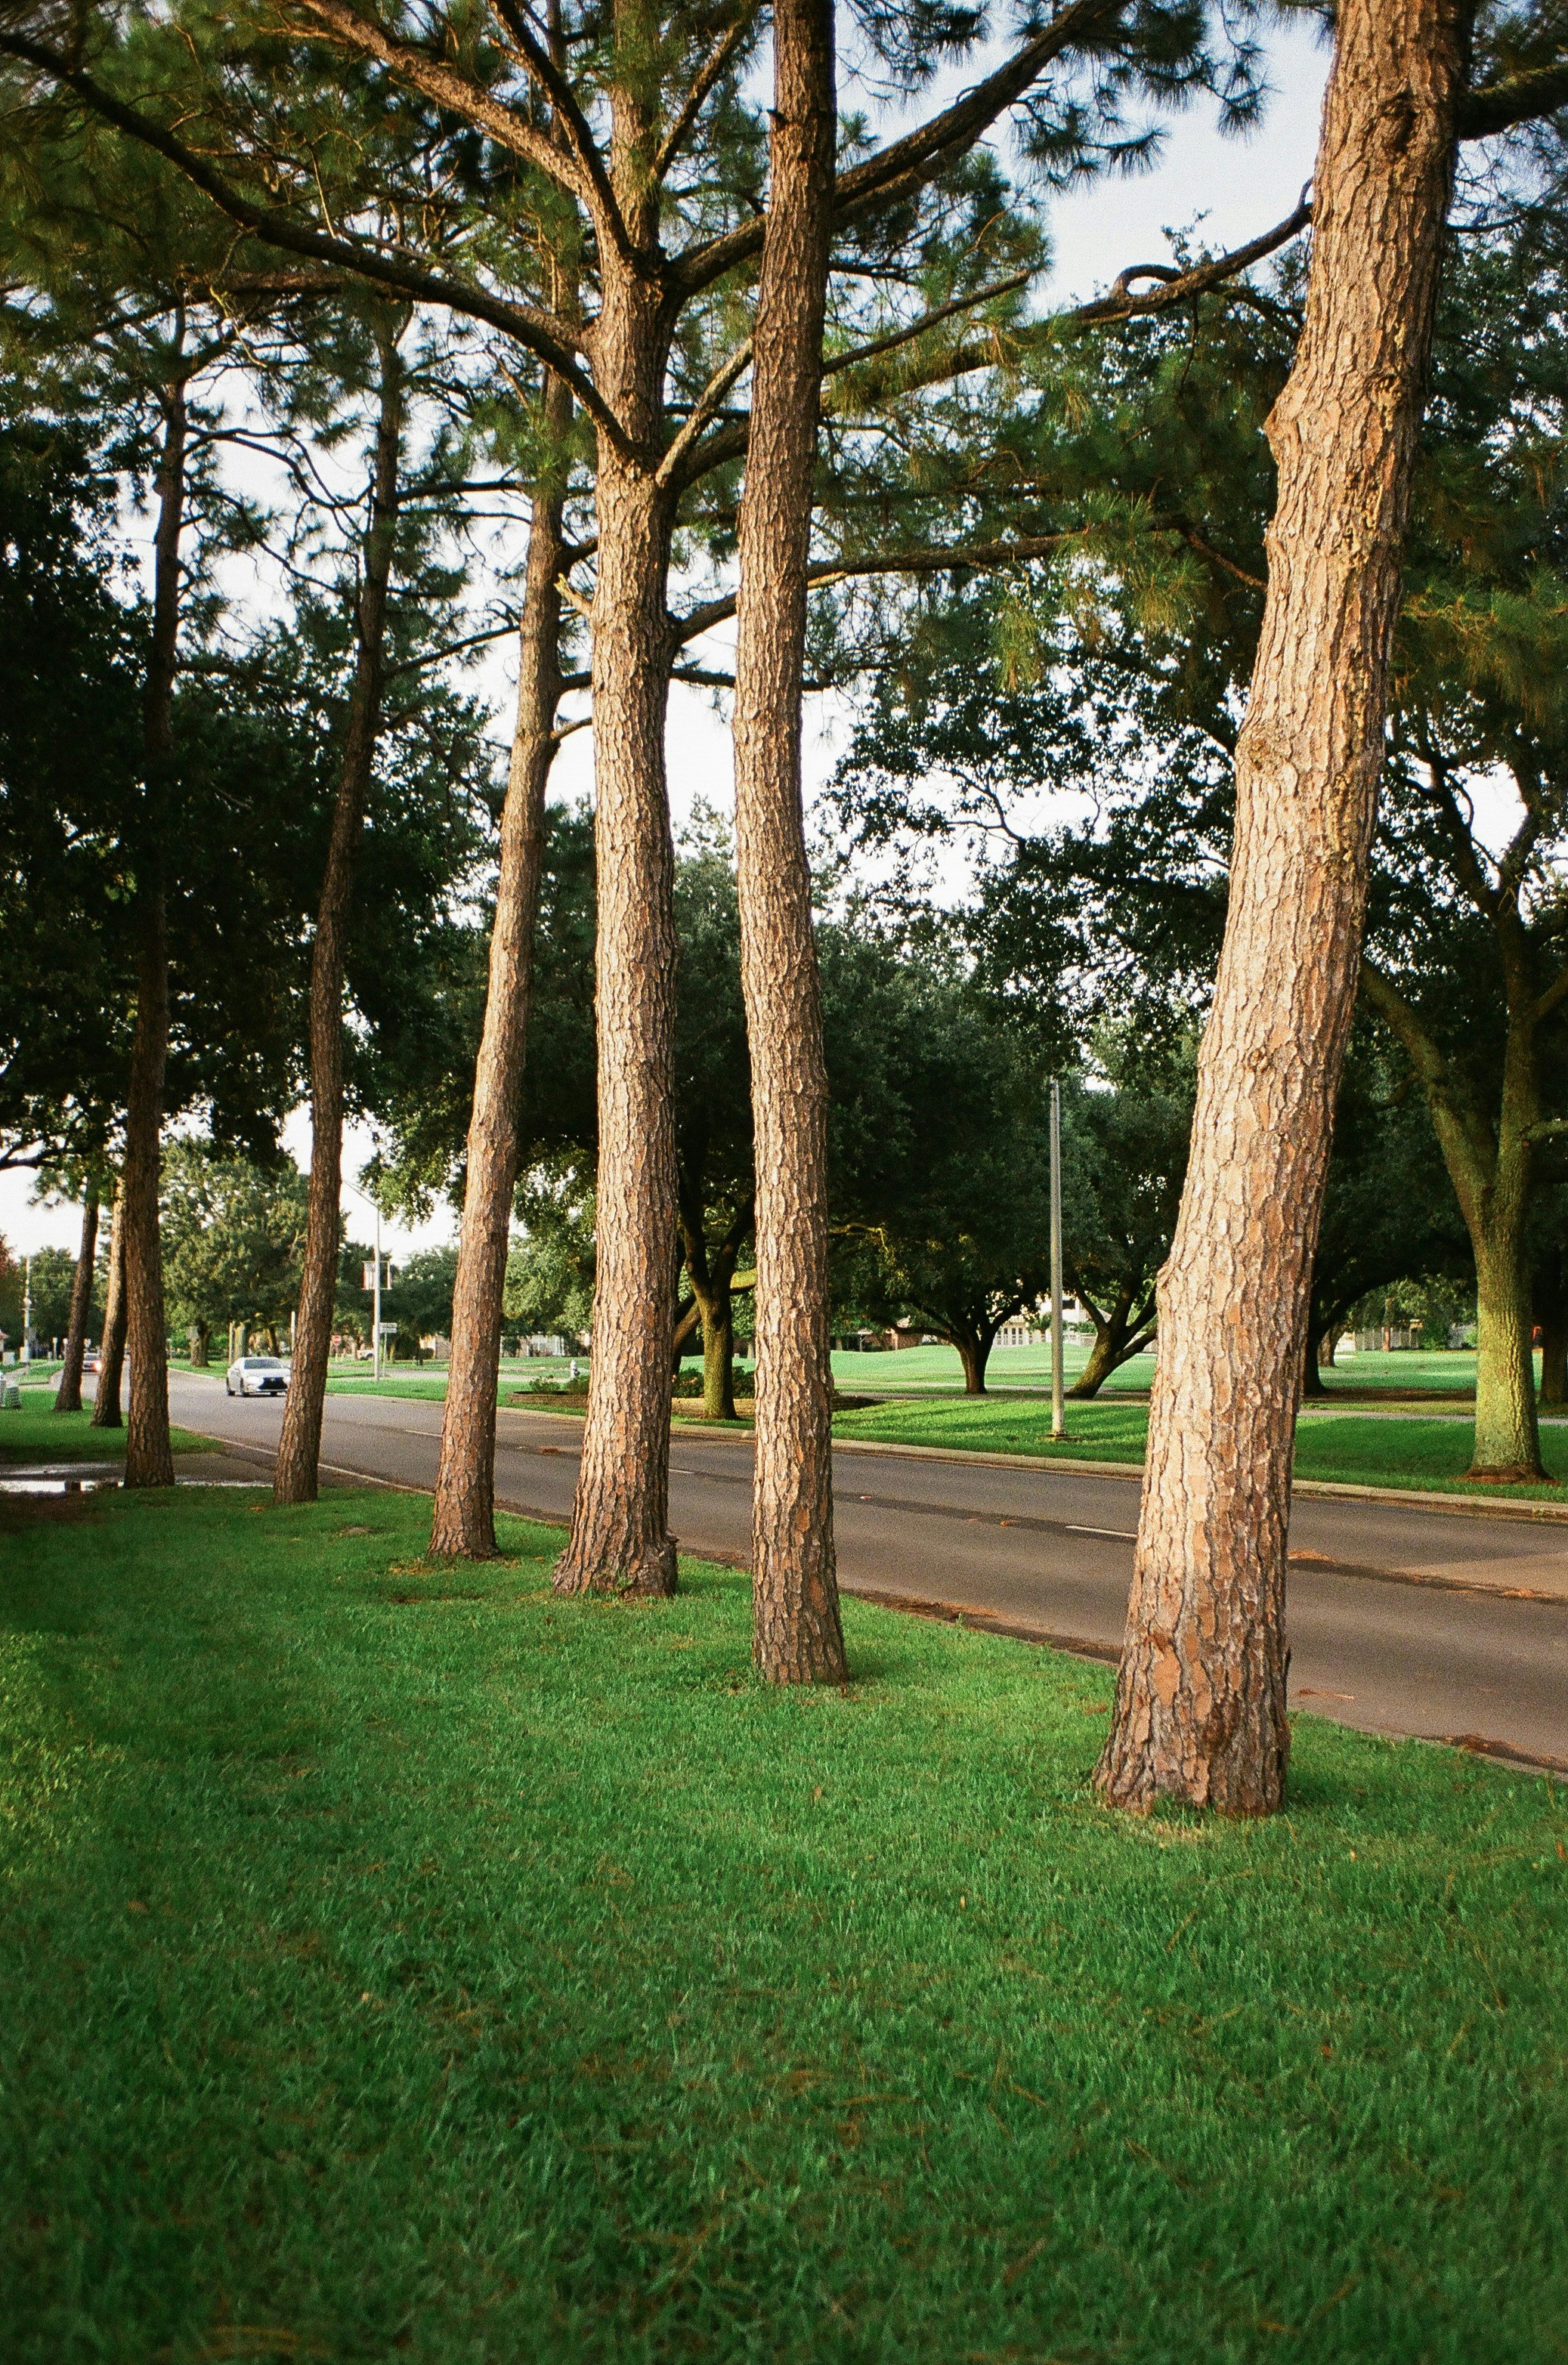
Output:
[321, 1362, 580, 1402]
[833, 1396, 1568, 1502]
[0, 1397, 218, 1465]
[827, 1344, 1497, 1399]
[2, 1482, 1565, 2362]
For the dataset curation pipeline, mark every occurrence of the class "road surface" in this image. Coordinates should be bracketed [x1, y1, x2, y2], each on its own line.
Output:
[165, 1371, 1568, 1773]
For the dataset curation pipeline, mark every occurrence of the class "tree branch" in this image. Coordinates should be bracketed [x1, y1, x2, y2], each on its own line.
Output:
[671, 524, 1130, 643]
[1459, 58, 1568, 140]
[1065, 193, 1311, 325]
[483, 0, 640, 266]
[670, 200, 1313, 496]
[821, 268, 1033, 380]
[654, 334, 753, 489]
[290, 0, 584, 200]
[0, 32, 636, 453]
[653, 3, 760, 182]
[672, 0, 1130, 295]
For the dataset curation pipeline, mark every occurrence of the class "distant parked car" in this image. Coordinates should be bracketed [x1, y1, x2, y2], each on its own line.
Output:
[227, 1356, 290, 1398]
[83, 1351, 102, 1374]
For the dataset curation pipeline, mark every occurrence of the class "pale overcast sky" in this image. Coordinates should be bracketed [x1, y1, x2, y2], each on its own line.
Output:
[5, 14, 1331, 1263]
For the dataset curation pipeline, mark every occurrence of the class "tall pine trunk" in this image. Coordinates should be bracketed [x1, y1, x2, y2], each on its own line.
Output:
[123, 379, 188, 1491]
[1097, 0, 1465, 1814]
[54, 1188, 100, 1414]
[431, 376, 568, 1557]
[91, 1183, 126, 1429]
[275, 330, 404, 1506]
[731, 0, 846, 1683]
[554, 261, 681, 1599]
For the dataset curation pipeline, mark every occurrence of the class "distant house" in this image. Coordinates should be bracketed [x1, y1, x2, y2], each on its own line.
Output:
[996, 1299, 1087, 1352]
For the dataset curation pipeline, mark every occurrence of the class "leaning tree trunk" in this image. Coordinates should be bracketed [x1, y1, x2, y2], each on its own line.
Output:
[123, 379, 189, 1492]
[430, 377, 568, 1558]
[276, 331, 404, 1507]
[1068, 1287, 1154, 1399]
[1097, 0, 1465, 1815]
[54, 1187, 100, 1413]
[554, 326, 681, 1598]
[91, 1185, 126, 1429]
[730, 0, 846, 1682]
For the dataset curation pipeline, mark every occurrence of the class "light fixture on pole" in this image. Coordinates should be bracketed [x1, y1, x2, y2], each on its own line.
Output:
[1050, 1077, 1065, 1442]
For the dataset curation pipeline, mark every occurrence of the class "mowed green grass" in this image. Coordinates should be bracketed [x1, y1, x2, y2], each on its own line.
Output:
[2, 1485, 1566, 2362]
[833, 1396, 1568, 1502]
[0, 1396, 218, 1464]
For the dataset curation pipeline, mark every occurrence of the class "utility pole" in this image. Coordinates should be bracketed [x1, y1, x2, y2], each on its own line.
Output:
[373, 1200, 383, 1384]
[1050, 1077, 1065, 1441]
[21, 1256, 31, 1364]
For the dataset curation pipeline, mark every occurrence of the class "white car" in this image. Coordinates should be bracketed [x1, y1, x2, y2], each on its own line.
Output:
[227, 1355, 291, 1398]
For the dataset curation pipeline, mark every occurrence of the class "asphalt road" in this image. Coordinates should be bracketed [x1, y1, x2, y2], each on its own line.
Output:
[167, 1371, 1568, 1773]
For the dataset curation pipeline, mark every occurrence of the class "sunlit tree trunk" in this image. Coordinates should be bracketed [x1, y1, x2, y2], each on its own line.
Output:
[731, 0, 846, 1681]
[123, 379, 188, 1490]
[275, 326, 405, 1506]
[431, 376, 568, 1557]
[1098, 0, 1466, 1814]
[54, 1187, 100, 1414]
[91, 1184, 126, 1429]
[555, 221, 681, 1597]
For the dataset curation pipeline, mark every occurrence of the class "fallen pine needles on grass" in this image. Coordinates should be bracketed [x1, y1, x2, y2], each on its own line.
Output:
[1, 1484, 1564, 2361]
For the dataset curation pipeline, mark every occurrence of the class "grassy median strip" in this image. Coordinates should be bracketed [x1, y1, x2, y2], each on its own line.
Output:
[0, 1397, 218, 1465]
[2, 1482, 1566, 2362]
[833, 1396, 1568, 1501]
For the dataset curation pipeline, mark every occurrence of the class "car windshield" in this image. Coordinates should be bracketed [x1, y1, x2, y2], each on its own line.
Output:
[245, 1359, 283, 1370]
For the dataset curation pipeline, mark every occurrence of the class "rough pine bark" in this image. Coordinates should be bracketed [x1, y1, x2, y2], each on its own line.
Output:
[54, 1188, 100, 1414]
[554, 239, 681, 1597]
[1097, 0, 1466, 1814]
[430, 378, 568, 1557]
[122, 380, 188, 1492]
[730, 0, 846, 1681]
[91, 1185, 126, 1429]
[275, 332, 404, 1506]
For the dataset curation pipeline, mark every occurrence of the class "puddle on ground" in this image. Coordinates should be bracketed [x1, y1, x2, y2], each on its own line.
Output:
[0, 1466, 269, 1494]
[0, 1473, 119, 1495]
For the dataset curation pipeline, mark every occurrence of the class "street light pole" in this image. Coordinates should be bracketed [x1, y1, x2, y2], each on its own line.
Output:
[1050, 1076, 1065, 1441]
[373, 1201, 383, 1384]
